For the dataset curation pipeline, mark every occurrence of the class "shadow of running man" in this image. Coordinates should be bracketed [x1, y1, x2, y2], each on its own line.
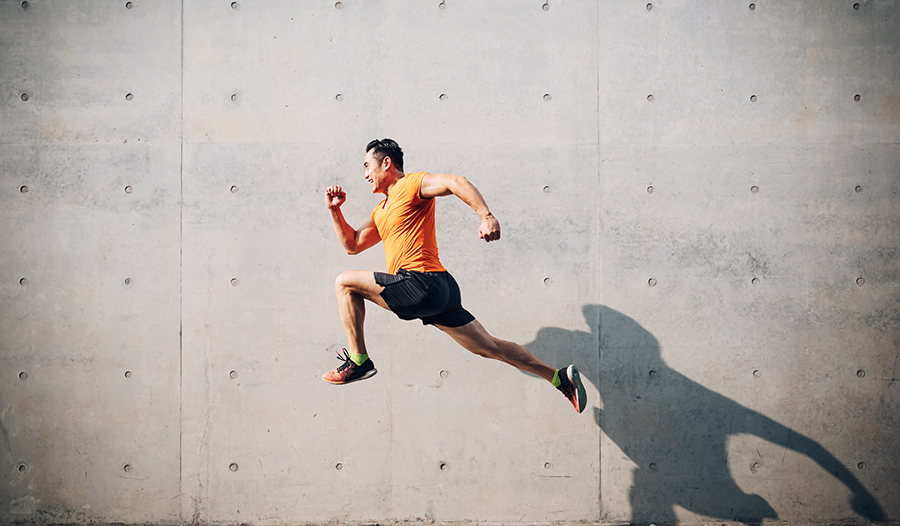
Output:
[523, 305, 886, 525]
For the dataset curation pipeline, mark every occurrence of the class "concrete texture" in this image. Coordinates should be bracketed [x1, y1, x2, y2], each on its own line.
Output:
[1, 1, 898, 525]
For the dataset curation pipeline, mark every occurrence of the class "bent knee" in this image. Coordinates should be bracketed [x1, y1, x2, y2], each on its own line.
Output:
[335, 271, 356, 292]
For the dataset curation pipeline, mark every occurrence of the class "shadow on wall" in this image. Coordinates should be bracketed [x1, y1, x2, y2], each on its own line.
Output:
[524, 305, 886, 525]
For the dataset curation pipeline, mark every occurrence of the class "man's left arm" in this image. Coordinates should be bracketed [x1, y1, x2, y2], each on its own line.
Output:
[419, 172, 500, 242]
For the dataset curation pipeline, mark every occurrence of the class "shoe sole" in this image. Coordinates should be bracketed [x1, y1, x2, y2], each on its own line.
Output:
[566, 365, 586, 413]
[322, 368, 377, 385]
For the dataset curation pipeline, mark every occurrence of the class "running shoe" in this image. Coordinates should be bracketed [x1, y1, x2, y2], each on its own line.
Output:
[322, 349, 377, 384]
[557, 364, 586, 413]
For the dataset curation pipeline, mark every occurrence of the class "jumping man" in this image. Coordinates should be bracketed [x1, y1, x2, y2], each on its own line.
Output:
[322, 139, 586, 413]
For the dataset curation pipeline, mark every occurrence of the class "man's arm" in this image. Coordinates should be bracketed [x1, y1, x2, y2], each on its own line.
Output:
[419, 173, 500, 242]
[325, 185, 381, 254]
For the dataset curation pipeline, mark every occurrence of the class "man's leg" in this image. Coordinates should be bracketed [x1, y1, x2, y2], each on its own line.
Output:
[334, 270, 390, 356]
[435, 319, 556, 381]
[436, 319, 587, 413]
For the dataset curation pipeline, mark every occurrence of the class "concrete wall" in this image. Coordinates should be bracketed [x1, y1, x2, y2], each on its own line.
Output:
[1, 1, 897, 525]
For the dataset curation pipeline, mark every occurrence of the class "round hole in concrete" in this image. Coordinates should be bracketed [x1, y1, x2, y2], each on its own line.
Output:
[124, 278, 132, 285]
[17, 464, 27, 473]
[542, 2, 550, 11]
[854, 94, 861, 102]
[125, 93, 134, 101]
[231, 93, 239, 102]
[19, 372, 27, 380]
[335, 94, 343, 101]
[648, 278, 657, 287]
[20, 185, 28, 193]
[649, 462, 658, 471]
[751, 462, 761, 472]
[124, 185, 133, 194]
[858, 462, 866, 470]
[647, 94, 655, 102]
[544, 277, 552, 286]
[753, 369, 761, 378]
[853, 2, 860, 9]
[750, 94, 758, 102]
[856, 277, 865, 287]
[335, 1, 343, 9]
[21, 93, 29, 101]
[124, 371, 132, 378]
[231, 278, 239, 287]
[439, 2, 447, 9]
[752, 277, 760, 286]
[649, 370, 659, 379]
[230, 185, 239, 193]
[751, 185, 759, 193]
[646, 3, 653, 11]
[124, 464, 133, 473]
[439, 93, 447, 101]
[126, 1, 134, 8]
[230, 370, 238, 379]
[335, 463, 343, 470]
[857, 369, 866, 378]
[440, 462, 448, 471]
[21, 1, 29, 10]
[229, 463, 239, 472]
[749, 3, 756, 10]
[231, 1, 239, 9]
[543, 93, 552, 101]
[855, 185, 863, 193]
[647, 185, 654, 193]
[440, 370, 448, 378]
[544, 462, 552, 469]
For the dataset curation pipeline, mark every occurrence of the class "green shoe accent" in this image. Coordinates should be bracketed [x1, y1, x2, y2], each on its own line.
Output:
[350, 353, 369, 366]
[551, 369, 561, 387]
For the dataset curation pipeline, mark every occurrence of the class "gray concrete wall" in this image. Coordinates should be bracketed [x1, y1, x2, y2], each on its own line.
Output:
[1, 1, 897, 525]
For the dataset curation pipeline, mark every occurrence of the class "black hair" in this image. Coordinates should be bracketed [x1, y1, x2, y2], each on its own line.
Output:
[366, 138, 404, 173]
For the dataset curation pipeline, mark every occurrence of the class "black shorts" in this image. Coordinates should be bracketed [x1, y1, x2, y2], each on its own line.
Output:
[374, 269, 475, 327]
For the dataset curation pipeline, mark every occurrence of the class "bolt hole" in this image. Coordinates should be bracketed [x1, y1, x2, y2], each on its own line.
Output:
[544, 462, 552, 469]
[440, 370, 449, 378]
[335, 93, 343, 101]
[19, 278, 27, 286]
[124, 464, 133, 473]
[231, 1, 239, 9]
[752, 277, 760, 286]
[230, 185, 239, 193]
[858, 462, 866, 470]
[647, 94, 655, 102]
[439, 93, 447, 101]
[853, 2, 860, 9]
[856, 277, 865, 287]
[855, 185, 863, 193]
[544, 277, 552, 286]
[335, 463, 343, 470]
[230, 370, 238, 379]
[125, 93, 134, 101]
[124, 277, 132, 285]
[857, 369, 866, 378]
[753, 369, 761, 378]
[649, 370, 659, 379]
[542, 2, 549, 11]
[124, 371, 132, 378]
[751, 185, 759, 193]
[543, 93, 552, 101]
[749, 3, 756, 10]
[751, 462, 761, 472]
[647, 185, 654, 193]
[124, 185, 133, 194]
[231, 93, 239, 102]
[229, 462, 239, 472]
[646, 3, 653, 11]
[21, 93, 29, 101]
[335, 1, 343, 9]
[17, 464, 27, 473]
[126, 1, 134, 8]
[21, 1, 29, 10]
[648, 278, 657, 287]
[231, 278, 239, 287]
[750, 94, 758, 102]
[439, 1, 446, 9]
[649, 462, 658, 471]
[19, 372, 27, 380]
[20, 185, 29, 193]
[440, 462, 448, 471]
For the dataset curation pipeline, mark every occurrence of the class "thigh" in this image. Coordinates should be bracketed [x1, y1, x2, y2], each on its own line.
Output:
[336, 270, 390, 310]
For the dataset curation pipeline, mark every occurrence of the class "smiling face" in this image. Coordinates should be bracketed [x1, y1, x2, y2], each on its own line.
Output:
[363, 149, 389, 194]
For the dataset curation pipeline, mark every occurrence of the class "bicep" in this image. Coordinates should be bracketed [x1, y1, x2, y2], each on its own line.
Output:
[419, 172, 457, 198]
[354, 218, 381, 252]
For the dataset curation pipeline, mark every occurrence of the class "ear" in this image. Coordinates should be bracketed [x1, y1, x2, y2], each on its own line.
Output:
[381, 156, 392, 170]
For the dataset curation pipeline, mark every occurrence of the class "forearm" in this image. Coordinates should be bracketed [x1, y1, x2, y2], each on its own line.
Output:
[330, 208, 359, 253]
[449, 176, 493, 220]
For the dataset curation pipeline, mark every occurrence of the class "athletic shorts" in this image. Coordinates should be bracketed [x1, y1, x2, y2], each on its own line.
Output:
[374, 269, 475, 327]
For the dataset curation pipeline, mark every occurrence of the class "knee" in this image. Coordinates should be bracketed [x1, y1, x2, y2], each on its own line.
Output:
[335, 272, 354, 294]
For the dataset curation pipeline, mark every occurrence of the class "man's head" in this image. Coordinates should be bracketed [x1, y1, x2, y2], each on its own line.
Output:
[365, 138, 404, 173]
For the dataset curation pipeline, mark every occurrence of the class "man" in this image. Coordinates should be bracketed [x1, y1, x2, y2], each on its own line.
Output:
[322, 139, 586, 413]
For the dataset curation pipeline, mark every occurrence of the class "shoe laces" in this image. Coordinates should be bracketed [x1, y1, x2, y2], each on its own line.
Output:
[335, 348, 355, 372]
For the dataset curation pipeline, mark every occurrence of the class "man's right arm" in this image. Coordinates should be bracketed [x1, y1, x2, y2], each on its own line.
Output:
[325, 185, 381, 254]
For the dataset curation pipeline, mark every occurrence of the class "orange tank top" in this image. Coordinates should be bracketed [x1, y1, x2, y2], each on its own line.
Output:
[371, 171, 446, 274]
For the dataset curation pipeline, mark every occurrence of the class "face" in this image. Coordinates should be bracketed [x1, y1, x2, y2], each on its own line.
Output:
[363, 149, 388, 193]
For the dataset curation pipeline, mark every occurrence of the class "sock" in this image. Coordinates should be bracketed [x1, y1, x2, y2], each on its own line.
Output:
[350, 353, 369, 366]
[551, 369, 561, 387]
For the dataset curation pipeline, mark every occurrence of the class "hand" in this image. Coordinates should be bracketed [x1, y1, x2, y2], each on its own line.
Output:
[479, 214, 500, 242]
[325, 185, 346, 210]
